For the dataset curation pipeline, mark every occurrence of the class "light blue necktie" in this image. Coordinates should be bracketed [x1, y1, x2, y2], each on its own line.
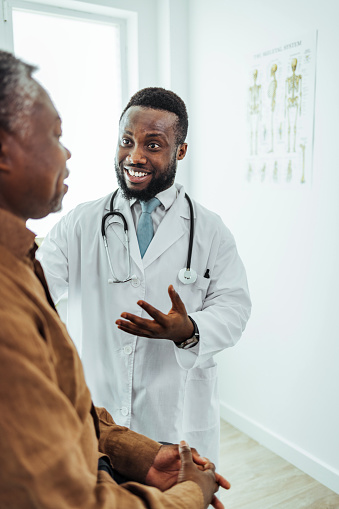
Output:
[137, 198, 161, 258]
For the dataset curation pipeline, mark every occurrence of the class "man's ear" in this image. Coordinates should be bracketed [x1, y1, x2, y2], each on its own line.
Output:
[0, 129, 13, 172]
[176, 143, 188, 161]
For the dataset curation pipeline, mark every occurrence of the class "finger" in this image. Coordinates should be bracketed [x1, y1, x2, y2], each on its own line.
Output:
[168, 285, 187, 313]
[215, 472, 231, 490]
[211, 494, 225, 509]
[118, 312, 154, 328]
[116, 326, 152, 338]
[117, 314, 164, 335]
[178, 440, 193, 465]
[115, 321, 154, 338]
[202, 460, 216, 474]
[137, 300, 168, 326]
[191, 450, 207, 466]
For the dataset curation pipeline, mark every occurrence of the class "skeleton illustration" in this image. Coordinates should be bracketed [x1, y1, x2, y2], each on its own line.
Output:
[285, 58, 302, 152]
[267, 63, 278, 152]
[248, 69, 262, 155]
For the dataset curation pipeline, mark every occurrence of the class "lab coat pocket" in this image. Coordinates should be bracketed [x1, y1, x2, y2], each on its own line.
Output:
[194, 274, 210, 292]
[178, 274, 210, 312]
[183, 364, 219, 432]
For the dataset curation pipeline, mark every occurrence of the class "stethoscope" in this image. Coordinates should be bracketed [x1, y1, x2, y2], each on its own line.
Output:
[101, 190, 197, 285]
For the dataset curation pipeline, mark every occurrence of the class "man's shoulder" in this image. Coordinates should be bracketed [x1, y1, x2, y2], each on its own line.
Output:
[0, 246, 37, 314]
[70, 193, 113, 217]
[189, 197, 234, 243]
[175, 183, 231, 236]
[58, 192, 113, 229]
[176, 184, 221, 218]
[192, 198, 225, 228]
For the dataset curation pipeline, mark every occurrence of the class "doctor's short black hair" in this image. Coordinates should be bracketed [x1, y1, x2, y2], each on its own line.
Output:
[0, 50, 39, 137]
[120, 87, 188, 146]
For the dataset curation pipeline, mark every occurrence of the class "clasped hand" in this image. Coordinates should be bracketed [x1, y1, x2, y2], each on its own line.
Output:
[115, 285, 194, 343]
[146, 441, 230, 509]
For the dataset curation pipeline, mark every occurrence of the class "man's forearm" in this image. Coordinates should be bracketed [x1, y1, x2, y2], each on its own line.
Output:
[96, 406, 162, 483]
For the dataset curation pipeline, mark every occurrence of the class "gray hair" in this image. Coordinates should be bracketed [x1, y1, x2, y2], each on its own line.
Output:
[0, 50, 40, 138]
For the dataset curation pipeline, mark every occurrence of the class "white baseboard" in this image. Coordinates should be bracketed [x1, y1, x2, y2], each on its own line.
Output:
[220, 401, 339, 495]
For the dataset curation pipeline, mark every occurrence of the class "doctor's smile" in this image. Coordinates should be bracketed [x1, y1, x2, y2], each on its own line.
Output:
[124, 165, 152, 184]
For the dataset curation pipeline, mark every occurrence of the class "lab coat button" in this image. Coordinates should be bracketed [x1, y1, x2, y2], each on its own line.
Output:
[121, 407, 129, 416]
[130, 277, 140, 287]
[124, 345, 132, 355]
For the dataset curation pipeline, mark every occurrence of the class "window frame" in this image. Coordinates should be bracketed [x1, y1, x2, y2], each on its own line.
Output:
[0, 0, 136, 106]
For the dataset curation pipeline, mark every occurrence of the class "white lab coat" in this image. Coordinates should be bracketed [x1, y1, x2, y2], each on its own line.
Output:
[38, 184, 251, 466]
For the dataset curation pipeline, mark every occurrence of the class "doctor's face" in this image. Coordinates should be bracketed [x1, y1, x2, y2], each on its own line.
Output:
[115, 106, 187, 201]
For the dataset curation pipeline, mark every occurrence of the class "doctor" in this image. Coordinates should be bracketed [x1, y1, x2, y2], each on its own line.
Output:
[38, 87, 251, 467]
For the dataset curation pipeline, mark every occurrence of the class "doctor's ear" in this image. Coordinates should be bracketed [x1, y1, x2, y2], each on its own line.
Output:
[176, 143, 188, 161]
[0, 129, 13, 172]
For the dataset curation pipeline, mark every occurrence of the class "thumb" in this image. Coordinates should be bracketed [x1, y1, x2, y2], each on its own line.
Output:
[179, 440, 193, 465]
[168, 285, 186, 313]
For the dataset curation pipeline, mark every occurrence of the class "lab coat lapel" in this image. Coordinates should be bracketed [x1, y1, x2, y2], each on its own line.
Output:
[142, 190, 190, 269]
[104, 192, 143, 273]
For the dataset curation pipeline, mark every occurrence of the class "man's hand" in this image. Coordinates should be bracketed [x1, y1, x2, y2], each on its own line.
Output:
[178, 441, 227, 509]
[115, 285, 194, 343]
[145, 443, 230, 509]
[145, 443, 207, 491]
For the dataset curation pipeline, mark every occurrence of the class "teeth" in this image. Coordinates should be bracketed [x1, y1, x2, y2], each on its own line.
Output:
[127, 168, 147, 177]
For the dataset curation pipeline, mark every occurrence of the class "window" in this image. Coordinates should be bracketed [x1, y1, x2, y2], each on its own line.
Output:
[6, 1, 129, 236]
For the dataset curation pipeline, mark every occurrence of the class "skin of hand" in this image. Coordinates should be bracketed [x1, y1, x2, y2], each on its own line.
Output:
[145, 443, 230, 509]
[177, 441, 227, 509]
[115, 285, 194, 343]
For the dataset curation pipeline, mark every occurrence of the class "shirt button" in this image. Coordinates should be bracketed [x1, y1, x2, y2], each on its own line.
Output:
[130, 277, 141, 288]
[121, 407, 129, 416]
[123, 345, 132, 355]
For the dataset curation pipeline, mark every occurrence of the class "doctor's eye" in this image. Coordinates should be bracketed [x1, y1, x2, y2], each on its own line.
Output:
[121, 138, 132, 146]
[148, 142, 160, 150]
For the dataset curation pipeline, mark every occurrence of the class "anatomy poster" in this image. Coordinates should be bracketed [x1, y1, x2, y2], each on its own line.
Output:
[246, 31, 317, 186]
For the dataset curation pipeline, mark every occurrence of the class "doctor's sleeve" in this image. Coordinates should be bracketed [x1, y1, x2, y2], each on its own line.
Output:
[175, 227, 251, 370]
[37, 215, 70, 305]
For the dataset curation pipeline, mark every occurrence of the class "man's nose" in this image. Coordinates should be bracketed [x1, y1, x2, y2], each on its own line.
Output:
[63, 145, 71, 160]
[126, 145, 147, 165]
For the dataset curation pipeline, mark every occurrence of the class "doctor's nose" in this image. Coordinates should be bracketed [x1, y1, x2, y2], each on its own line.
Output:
[126, 146, 147, 165]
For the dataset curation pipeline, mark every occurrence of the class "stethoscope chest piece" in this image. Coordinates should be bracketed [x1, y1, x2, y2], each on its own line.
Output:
[178, 268, 197, 285]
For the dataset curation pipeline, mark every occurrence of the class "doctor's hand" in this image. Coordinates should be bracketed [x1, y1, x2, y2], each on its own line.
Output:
[145, 442, 230, 509]
[115, 285, 194, 343]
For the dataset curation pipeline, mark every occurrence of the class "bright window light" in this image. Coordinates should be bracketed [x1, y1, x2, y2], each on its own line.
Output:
[12, 8, 123, 236]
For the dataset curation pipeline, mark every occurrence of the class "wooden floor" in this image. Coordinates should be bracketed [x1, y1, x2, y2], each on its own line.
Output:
[218, 419, 339, 509]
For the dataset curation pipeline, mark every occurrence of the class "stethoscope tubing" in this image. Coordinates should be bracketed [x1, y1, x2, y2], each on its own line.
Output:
[184, 193, 194, 271]
[101, 189, 195, 283]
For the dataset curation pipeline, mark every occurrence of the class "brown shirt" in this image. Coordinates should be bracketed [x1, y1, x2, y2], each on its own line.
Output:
[0, 209, 203, 509]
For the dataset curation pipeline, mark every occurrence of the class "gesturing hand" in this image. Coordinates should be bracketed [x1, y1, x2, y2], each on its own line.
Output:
[115, 285, 194, 343]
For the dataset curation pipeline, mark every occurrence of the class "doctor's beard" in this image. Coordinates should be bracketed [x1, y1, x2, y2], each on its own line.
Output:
[115, 154, 177, 202]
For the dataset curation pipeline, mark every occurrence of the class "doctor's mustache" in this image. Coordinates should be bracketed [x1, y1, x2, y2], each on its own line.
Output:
[125, 163, 150, 171]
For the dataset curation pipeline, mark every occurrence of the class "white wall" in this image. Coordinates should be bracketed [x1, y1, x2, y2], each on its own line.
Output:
[188, 0, 339, 494]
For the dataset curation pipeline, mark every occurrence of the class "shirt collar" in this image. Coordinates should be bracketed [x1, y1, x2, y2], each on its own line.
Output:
[155, 185, 177, 211]
[0, 209, 36, 260]
[129, 184, 177, 211]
